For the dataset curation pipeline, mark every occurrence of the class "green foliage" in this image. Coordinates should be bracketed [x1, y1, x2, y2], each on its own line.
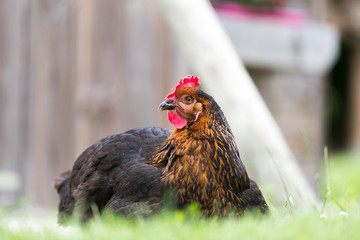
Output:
[1, 207, 360, 240]
[0, 152, 359, 240]
[326, 151, 360, 210]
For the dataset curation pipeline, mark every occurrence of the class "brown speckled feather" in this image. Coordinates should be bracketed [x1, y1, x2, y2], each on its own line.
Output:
[151, 90, 266, 216]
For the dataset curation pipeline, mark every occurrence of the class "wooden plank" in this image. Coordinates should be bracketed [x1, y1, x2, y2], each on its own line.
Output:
[89, 0, 127, 136]
[0, 0, 9, 205]
[148, 1, 187, 129]
[29, 0, 77, 206]
[74, 0, 96, 158]
[28, 0, 52, 207]
[46, 0, 77, 206]
[0, 0, 31, 206]
[122, 0, 157, 129]
[0, 0, 6, 174]
[350, 46, 360, 148]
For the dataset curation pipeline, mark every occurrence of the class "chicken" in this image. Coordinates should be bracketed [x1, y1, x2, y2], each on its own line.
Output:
[54, 76, 268, 223]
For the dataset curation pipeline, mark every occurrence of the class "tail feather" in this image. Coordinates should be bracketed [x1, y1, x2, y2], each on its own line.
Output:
[53, 170, 74, 224]
[242, 179, 269, 214]
[53, 170, 71, 193]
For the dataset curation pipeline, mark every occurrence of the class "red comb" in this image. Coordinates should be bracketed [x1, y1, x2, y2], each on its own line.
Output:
[166, 75, 200, 99]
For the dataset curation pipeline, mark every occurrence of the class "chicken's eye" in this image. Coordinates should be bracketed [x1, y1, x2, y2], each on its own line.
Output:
[184, 96, 193, 104]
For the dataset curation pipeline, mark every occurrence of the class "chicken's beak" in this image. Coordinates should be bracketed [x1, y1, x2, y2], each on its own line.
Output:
[159, 99, 178, 111]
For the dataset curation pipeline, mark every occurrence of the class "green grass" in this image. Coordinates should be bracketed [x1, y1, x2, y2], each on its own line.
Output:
[1, 151, 359, 240]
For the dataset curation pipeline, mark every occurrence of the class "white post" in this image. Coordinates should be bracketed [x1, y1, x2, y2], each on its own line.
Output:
[156, 0, 319, 208]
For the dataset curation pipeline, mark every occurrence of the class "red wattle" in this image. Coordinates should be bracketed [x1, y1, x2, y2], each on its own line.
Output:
[168, 111, 187, 129]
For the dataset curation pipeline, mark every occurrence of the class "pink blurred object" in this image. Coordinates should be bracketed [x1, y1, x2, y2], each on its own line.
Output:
[213, 2, 308, 27]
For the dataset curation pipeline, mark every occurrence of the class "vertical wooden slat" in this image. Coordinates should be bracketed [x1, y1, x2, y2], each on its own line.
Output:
[146, 0, 187, 129]
[46, 0, 77, 205]
[0, 0, 6, 174]
[74, 0, 95, 157]
[149, 1, 174, 129]
[29, 0, 77, 206]
[0, 0, 31, 206]
[28, 0, 52, 207]
[350, 46, 360, 148]
[90, 0, 126, 134]
[122, 0, 156, 129]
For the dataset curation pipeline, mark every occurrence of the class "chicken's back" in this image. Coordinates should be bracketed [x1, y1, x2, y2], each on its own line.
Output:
[55, 127, 171, 223]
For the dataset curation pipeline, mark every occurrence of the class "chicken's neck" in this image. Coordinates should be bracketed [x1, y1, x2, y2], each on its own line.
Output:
[151, 105, 249, 214]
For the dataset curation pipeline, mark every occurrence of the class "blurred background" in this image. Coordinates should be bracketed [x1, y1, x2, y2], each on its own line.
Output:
[0, 0, 359, 209]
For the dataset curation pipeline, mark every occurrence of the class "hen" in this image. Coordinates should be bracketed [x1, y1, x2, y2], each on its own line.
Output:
[54, 76, 268, 223]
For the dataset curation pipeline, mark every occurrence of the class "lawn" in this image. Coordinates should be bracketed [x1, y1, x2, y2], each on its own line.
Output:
[1, 151, 359, 240]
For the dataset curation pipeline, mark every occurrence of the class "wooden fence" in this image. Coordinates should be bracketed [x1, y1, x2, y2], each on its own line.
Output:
[0, 0, 187, 207]
[1, 0, 348, 209]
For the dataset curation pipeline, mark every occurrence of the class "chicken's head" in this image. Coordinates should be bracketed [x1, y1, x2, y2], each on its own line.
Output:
[159, 75, 203, 129]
